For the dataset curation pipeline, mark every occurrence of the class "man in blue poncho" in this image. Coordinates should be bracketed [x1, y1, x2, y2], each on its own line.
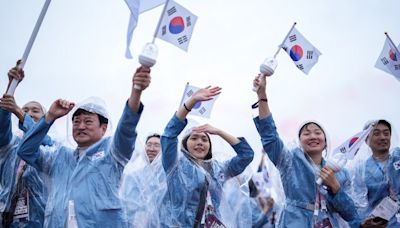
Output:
[16, 66, 151, 227]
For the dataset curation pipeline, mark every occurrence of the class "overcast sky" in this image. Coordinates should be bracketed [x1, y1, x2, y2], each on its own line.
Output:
[1, 0, 399, 168]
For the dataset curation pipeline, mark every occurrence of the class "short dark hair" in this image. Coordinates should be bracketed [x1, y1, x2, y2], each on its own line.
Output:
[182, 132, 212, 160]
[377, 120, 391, 134]
[72, 108, 108, 125]
[146, 133, 161, 143]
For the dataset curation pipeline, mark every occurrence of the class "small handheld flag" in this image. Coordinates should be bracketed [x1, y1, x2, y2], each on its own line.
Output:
[179, 83, 218, 118]
[375, 33, 400, 81]
[281, 26, 321, 75]
[333, 123, 375, 160]
[155, 0, 197, 51]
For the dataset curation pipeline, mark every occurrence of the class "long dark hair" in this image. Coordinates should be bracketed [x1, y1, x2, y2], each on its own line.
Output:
[182, 132, 213, 160]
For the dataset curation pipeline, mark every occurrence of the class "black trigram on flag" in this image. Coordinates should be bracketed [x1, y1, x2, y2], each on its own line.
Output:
[186, 16, 192, 27]
[167, 6, 177, 16]
[340, 147, 347, 153]
[395, 64, 400, 70]
[296, 64, 304, 70]
[161, 26, 167, 36]
[177, 36, 188, 44]
[307, 51, 313, 59]
[381, 57, 389, 65]
[199, 107, 206, 115]
[289, 34, 297, 42]
[282, 46, 288, 52]
[186, 89, 194, 97]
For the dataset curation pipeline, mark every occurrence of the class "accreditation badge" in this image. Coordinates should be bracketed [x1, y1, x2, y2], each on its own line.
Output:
[13, 189, 29, 222]
[205, 212, 226, 228]
[314, 218, 333, 228]
[370, 196, 400, 221]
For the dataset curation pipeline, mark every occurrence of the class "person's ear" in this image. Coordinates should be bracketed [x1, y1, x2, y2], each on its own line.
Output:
[101, 124, 107, 135]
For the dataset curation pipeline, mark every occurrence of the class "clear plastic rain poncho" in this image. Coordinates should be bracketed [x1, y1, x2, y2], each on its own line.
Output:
[120, 133, 167, 228]
[247, 153, 285, 228]
[253, 114, 361, 228]
[0, 107, 54, 227]
[16, 97, 142, 228]
[347, 119, 400, 227]
[158, 114, 254, 227]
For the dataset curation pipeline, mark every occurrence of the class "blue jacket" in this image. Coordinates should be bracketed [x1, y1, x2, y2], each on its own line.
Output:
[254, 115, 360, 228]
[17, 102, 142, 228]
[352, 148, 400, 227]
[160, 114, 254, 227]
[0, 109, 53, 228]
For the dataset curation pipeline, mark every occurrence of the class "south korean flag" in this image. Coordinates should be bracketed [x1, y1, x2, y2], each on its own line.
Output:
[282, 27, 322, 75]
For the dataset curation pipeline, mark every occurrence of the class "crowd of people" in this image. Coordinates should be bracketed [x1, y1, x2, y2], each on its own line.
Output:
[0, 62, 399, 228]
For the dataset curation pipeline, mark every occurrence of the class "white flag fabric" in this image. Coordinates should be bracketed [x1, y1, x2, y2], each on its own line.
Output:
[155, 0, 197, 51]
[281, 27, 322, 75]
[179, 84, 218, 118]
[139, 0, 165, 13]
[333, 124, 374, 160]
[375, 37, 400, 81]
[124, 0, 166, 58]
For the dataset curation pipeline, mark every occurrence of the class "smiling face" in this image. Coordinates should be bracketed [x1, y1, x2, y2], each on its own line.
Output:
[145, 136, 161, 163]
[367, 123, 391, 155]
[22, 101, 45, 122]
[72, 111, 107, 147]
[299, 123, 326, 156]
[183, 132, 211, 160]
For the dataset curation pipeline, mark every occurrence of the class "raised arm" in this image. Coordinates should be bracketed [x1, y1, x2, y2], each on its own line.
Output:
[0, 106, 12, 147]
[193, 124, 254, 177]
[176, 86, 221, 121]
[128, 67, 151, 113]
[18, 99, 75, 171]
[111, 67, 150, 164]
[0, 64, 25, 147]
[252, 75, 290, 168]
[254, 74, 271, 119]
[5, 60, 24, 95]
[0, 95, 24, 123]
[162, 86, 222, 173]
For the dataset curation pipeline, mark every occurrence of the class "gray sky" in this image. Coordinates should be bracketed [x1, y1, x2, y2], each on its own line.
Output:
[1, 0, 399, 168]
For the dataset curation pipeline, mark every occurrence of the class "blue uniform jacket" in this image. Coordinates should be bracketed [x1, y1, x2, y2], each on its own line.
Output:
[352, 148, 400, 227]
[160, 114, 254, 227]
[0, 109, 53, 228]
[17, 102, 142, 228]
[254, 115, 360, 228]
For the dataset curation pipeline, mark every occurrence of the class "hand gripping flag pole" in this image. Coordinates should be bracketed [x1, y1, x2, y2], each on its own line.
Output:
[6, 0, 52, 95]
[252, 22, 297, 92]
[134, 0, 170, 90]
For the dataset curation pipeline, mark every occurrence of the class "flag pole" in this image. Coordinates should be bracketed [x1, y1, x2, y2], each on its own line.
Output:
[151, 0, 171, 44]
[273, 22, 297, 58]
[6, 0, 52, 95]
[178, 82, 189, 110]
[385, 32, 400, 57]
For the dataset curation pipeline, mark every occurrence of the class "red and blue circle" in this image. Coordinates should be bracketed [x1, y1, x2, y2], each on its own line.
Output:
[169, 16, 185, 34]
[389, 49, 397, 61]
[348, 137, 358, 148]
[193, 101, 202, 109]
[290, 45, 303, 61]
